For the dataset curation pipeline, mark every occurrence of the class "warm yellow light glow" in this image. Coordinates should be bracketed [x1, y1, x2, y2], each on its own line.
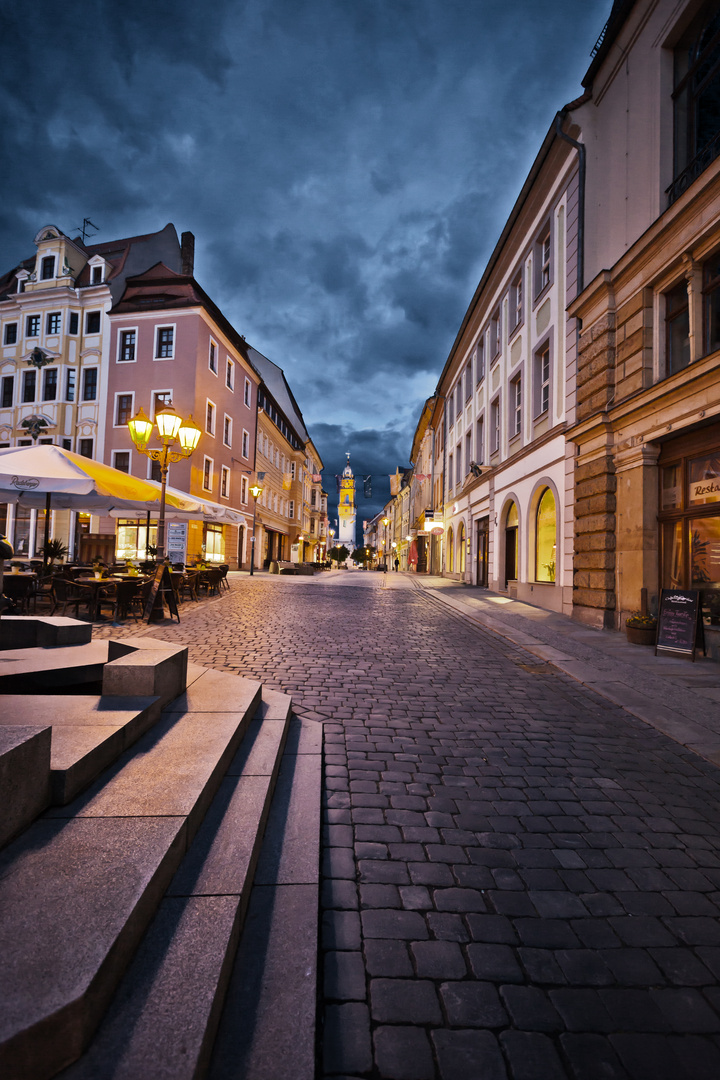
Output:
[382, 517, 389, 526]
[178, 414, 202, 454]
[127, 406, 153, 450]
[250, 483, 263, 499]
[155, 406, 183, 442]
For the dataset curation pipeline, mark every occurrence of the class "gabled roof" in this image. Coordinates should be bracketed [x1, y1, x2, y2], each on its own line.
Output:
[247, 346, 310, 446]
[111, 262, 252, 367]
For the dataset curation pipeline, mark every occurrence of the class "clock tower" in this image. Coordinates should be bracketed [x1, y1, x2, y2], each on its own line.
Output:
[337, 454, 356, 551]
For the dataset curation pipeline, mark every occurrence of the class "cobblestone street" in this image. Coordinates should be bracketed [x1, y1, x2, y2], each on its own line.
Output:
[107, 573, 720, 1079]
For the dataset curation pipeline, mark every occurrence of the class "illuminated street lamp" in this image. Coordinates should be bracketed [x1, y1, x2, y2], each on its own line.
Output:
[382, 516, 389, 571]
[128, 404, 201, 559]
[249, 481, 263, 575]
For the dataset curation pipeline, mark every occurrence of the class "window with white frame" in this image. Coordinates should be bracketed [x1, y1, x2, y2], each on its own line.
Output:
[85, 311, 101, 334]
[42, 368, 58, 402]
[46, 312, 61, 335]
[290, 461, 296, 480]
[226, 357, 234, 390]
[209, 340, 217, 374]
[113, 450, 130, 473]
[476, 415, 484, 465]
[244, 377, 252, 407]
[289, 499, 295, 519]
[206, 399, 216, 436]
[536, 226, 551, 295]
[464, 360, 472, 402]
[511, 271, 523, 332]
[221, 465, 230, 498]
[26, 314, 40, 338]
[491, 397, 500, 454]
[153, 390, 173, 416]
[491, 309, 501, 360]
[65, 369, 76, 402]
[203, 456, 213, 491]
[155, 326, 174, 358]
[115, 393, 134, 426]
[223, 414, 232, 447]
[455, 443, 462, 486]
[476, 337, 485, 383]
[465, 431, 472, 475]
[40, 255, 55, 280]
[534, 343, 551, 416]
[447, 454, 453, 494]
[118, 329, 137, 362]
[241, 475, 248, 503]
[510, 375, 522, 438]
[82, 367, 97, 401]
[242, 429, 250, 458]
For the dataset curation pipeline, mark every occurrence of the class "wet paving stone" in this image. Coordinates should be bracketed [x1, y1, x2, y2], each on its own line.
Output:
[116, 575, 720, 1079]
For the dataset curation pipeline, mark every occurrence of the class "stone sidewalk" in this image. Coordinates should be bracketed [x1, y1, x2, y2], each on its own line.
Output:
[389, 574, 720, 767]
[92, 574, 720, 1080]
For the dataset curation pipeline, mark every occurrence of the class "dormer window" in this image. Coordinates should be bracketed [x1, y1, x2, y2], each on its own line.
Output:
[91, 266, 103, 285]
[40, 256, 55, 281]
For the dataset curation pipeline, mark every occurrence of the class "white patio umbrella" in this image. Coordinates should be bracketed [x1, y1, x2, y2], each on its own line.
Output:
[0, 445, 201, 571]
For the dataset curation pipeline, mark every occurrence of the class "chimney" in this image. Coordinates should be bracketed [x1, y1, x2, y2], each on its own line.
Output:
[181, 231, 195, 277]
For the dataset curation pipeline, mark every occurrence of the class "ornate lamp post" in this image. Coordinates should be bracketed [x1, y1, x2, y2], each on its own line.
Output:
[128, 405, 201, 560]
[382, 517, 389, 571]
[249, 481, 263, 575]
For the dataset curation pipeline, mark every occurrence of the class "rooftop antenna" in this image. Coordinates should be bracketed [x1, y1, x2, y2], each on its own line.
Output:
[73, 218, 99, 243]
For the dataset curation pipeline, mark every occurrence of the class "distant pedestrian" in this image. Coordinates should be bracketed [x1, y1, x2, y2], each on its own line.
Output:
[394, 557, 399, 572]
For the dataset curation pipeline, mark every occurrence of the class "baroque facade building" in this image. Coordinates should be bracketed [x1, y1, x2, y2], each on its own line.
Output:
[0, 223, 324, 568]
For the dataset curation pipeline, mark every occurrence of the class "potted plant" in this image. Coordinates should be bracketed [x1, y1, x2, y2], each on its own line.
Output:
[625, 611, 657, 646]
[42, 538, 69, 566]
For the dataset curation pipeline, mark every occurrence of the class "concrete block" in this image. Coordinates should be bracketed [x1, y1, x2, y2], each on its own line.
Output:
[0, 695, 162, 805]
[227, 718, 289, 778]
[102, 645, 188, 708]
[0, 616, 92, 650]
[209, 884, 319, 1080]
[60, 895, 240, 1080]
[0, 726, 51, 847]
[164, 668, 260, 717]
[0, 815, 186, 1080]
[0, 641, 109, 693]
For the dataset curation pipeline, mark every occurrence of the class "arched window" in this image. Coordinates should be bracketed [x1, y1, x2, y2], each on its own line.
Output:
[447, 526, 454, 572]
[505, 501, 518, 586]
[535, 487, 556, 582]
[458, 522, 466, 573]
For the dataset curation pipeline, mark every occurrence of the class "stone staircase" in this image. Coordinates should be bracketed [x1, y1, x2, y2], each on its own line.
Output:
[0, 625, 321, 1080]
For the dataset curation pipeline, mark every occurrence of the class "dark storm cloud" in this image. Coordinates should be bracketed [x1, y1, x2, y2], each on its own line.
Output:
[0, 0, 613, 526]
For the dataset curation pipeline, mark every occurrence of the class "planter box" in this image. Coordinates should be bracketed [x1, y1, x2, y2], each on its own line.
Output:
[626, 625, 656, 646]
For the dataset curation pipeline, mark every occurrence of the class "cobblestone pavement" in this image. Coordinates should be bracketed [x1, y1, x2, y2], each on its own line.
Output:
[96, 575, 720, 1079]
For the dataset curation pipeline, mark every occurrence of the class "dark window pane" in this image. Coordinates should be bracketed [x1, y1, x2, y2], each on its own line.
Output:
[78, 439, 93, 458]
[82, 368, 97, 401]
[43, 368, 57, 401]
[22, 370, 36, 402]
[4, 323, 17, 345]
[85, 311, 101, 334]
[69, 313, 79, 335]
[41, 256, 55, 280]
[1, 376, 13, 407]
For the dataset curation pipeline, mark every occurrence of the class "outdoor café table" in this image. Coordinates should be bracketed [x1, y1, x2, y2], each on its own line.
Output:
[75, 576, 119, 620]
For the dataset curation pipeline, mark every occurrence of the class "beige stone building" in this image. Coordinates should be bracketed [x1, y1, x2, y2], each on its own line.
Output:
[567, 0, 720, 637]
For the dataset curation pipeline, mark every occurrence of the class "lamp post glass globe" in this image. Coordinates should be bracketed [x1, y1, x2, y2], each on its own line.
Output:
[127, 403, 200, 562]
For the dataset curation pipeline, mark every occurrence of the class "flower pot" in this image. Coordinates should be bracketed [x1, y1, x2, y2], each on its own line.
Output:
[94, 572, 102, 580]
[626, 625, 656, 646]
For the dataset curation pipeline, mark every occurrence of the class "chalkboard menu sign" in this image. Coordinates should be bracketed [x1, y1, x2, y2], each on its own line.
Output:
[655, 589, 706, 661]
[143, 565, 179, 623]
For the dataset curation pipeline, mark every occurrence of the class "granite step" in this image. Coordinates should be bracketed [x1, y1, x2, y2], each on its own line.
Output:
[208, 714, 323, 1080]
[0, 695, 162, 805]
[57, 688, 293, 1080]
[0, 667, 262, 1080]
[0, 640, 110, 692]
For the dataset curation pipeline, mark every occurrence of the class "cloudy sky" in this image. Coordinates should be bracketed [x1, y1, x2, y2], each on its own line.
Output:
[0, 0, 612, 525]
